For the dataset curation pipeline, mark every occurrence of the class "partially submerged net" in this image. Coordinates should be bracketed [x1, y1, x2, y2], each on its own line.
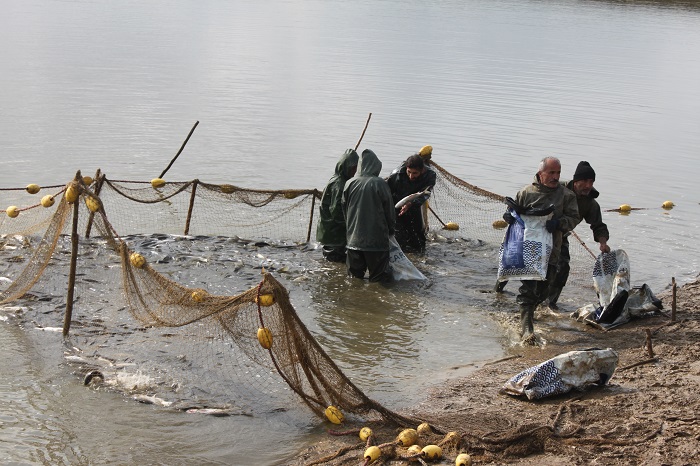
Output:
[0, 162, 596, 426]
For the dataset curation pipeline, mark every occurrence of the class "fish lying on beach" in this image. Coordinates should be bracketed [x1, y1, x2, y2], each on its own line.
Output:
[394, 189, 431, 209]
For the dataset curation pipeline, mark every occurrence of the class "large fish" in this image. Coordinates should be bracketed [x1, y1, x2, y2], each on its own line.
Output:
[394, 189, 431, 209]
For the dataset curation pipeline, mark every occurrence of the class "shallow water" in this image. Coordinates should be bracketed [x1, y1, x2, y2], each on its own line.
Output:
[2, 0, 700, 464]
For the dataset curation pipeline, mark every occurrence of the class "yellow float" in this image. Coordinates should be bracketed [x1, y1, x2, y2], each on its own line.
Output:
[151, 178, 166, 188]
[421, 444, 442, 460]
[324, 405, 344, 424]
[26, 184, 41, 194]
[396, 428, 418, 447]
[191, 290, 206, 303]
[492, 219, 508, 229]
[256, 294, 275, 307]
[257, 327, 273, 349]
[82, 176, 93, 185]
[364, 445, 381, 462]
[417, 422, 432, 436]
[456, 453, 472, 466]
[662, 200, 674, 209]
[443, 222, 459, 231]
[6, 206, 19, 218]
[41, 195, 55, 208]
[359, 427, 373, 441]
[130, 252, 146, 269]
[220, 184, 235, 194]
[65, 184, 79, 203]
[619, 204, 632, 212]
[84, 196, 101, 213]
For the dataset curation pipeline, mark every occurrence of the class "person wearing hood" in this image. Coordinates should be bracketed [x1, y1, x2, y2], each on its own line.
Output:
[316, 149, 359, 262]
[342, 149, 396, 283]
[503, 156, 579, 342]
[386, 146, 436, 253]
[547, 161, 610, 309]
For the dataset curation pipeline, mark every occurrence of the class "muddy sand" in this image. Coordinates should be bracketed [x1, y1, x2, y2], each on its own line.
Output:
[293, 278, 700, 465]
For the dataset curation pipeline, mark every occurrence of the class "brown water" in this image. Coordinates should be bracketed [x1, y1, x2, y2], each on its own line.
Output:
[2, 0, 700, 464]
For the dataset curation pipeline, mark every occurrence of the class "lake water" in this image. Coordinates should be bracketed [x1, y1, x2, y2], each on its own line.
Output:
[2, 0, 700, 464]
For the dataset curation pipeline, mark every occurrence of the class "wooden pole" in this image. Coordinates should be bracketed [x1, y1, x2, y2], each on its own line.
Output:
[159, 120, 200, 179]
[306, 190, 317, 243]
[671, 277, 677, 322]
[354, 113, 372, 151]
[645, 329, 654, 358]
[427, 205, 447, 227]
[184, 180, 198, 235]
[84, 168, 104, 238]
[63, 174, 81, 337]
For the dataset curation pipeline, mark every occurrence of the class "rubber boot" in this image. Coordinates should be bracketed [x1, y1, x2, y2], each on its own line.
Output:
[519, 304, 535, 339]
[494, 280, 508, 293]
[547, 286, 563, 310]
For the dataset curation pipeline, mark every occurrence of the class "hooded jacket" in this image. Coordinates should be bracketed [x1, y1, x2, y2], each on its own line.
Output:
[516, 175, 579, 266]
[342, 149, 396, 252]
[386, 162, 436, 207]
[316, 149, 359, 247]
[563, 180, 609, 243]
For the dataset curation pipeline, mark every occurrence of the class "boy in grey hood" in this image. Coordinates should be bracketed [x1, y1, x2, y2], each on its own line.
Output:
[342, 149, 396, 283]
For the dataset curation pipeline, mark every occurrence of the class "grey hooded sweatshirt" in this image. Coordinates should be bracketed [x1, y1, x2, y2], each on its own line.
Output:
[342, 149, 396, 252]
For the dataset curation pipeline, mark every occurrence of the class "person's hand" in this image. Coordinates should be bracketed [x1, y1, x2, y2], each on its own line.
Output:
[545, 218, 560, 233]
[599, 240, 611, 254]
[399, 203, 411, 216]
[502, 211, 515, 225]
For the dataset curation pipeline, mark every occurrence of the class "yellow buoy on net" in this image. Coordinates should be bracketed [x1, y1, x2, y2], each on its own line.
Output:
[492, 219, 508, 229]
[396, 428, 418, 447]
[257, 327, 273, 349]
[191, 290, 206, 303]
[41, 195, 55, 208]
[364, 446, 381, 462]
[662, 200, 674, 210]
[130, 252, 146, 269]
[151, 178, 166, 188]
[220, 184, 235, 194]
[456, 452, 472, 466]
[421, 444, 442, 460]
[324, 405, 344, 424]
[407, 445, 422, 455]
[84, 196, 101, 213]
[359, 427, 373, 441]
[82, 176, 94, 185]
[619, 204, 632, 212]
[417, 422, 432, 436]
[6, 206, 19, 218]
[256, 294, 275, 307]
[26, 184, 41, 194]
[65, 184, 79, 203]
[283, 191, 298, 199]
[443, 222, 459, 231]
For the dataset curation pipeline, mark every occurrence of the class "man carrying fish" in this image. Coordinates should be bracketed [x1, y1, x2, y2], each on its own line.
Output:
[342, 149, 396, 283]
[503, 156, 579, 342]
[386, 146, 436, 253]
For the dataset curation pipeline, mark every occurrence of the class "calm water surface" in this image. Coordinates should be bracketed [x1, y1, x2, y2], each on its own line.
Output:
[2, 0, 700, 464]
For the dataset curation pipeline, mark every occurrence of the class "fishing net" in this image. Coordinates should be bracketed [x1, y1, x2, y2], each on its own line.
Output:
[0, 161, 596, 427]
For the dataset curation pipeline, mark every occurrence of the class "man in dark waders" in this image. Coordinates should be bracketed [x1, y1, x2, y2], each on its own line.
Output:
[547, 161, 610, 309]
[316, 149, 359, 262]
[386, 146, 436, 253]
[342, 149, 395, 283]
[503, 157, 579, 342]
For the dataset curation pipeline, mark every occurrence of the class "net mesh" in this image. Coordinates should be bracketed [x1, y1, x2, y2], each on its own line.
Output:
[0, 163, 595, 427]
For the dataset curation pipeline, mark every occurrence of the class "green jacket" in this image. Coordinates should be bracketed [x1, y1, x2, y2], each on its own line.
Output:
[516, 176, 579, 265]
[342, 150, 396, 252]
[316, 149, 359, 247]
[563, 180, 609, 243]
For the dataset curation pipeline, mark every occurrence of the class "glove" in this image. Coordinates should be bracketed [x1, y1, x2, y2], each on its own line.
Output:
[502, 211, 515, 225]
[545, 218, 560, 233]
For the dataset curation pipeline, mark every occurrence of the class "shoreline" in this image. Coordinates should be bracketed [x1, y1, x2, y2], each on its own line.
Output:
[292, 276, 700, 465]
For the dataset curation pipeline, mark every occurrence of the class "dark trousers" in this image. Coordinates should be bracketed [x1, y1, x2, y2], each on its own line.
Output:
[395, 209, 426, 253]
[551, 236, 571, 289]
[322, 245, 346, 263]
[347, 249, 392, 283]
[516, 264, 558, 307]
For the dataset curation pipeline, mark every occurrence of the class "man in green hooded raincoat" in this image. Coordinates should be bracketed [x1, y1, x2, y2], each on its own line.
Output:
[342, 149, 395, 283]
[316, 149, 359, 262]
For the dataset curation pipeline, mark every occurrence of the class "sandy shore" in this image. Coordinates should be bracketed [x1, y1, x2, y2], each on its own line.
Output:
[293, 277, 700, 465]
